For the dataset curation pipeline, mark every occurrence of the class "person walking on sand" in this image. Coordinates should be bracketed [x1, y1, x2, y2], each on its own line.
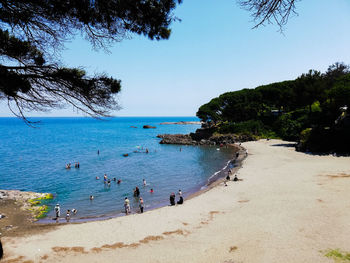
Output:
[139, 197, 144, 213]
[124, 197, 130, 215]
[54, 204, 60, 222]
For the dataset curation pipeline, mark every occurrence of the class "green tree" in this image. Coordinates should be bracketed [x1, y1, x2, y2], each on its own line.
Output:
[0, 0, 182, 123]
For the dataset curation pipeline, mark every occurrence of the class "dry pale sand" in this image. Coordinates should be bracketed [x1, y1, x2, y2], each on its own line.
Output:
[2, 139, 350, 263]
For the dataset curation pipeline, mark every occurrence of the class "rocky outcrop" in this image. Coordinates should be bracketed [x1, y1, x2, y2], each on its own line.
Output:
[157, 132, 256, 146]
[143, 125, 156, 129]
[159, 121, 202, 125]
[0, 190, 53, 220]
[157, 134, 196, 145]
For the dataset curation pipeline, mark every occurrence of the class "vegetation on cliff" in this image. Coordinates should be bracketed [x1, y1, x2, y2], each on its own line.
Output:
[196, 62, 350, 153]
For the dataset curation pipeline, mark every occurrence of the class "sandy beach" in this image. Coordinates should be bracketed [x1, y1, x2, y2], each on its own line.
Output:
[2, 139, 350, 263]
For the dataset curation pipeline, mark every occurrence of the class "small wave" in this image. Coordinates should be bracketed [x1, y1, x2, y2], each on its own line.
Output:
[207, 159, 232, 183]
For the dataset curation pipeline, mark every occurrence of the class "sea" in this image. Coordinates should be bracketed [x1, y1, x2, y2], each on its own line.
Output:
[0, 117, 235, 222]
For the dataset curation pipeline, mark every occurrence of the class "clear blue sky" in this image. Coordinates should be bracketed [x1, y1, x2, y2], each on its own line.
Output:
[1, 0, 350, 117]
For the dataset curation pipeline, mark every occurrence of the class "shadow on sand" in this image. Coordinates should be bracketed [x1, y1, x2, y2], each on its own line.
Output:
[270, 143, 297, 148]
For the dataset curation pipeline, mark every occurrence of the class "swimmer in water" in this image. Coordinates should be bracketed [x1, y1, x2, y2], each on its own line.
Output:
[104, 174, 108, 183]
[90, 195, 94, 200]
[96, 176, 100, 180]
[143, 179, 146, 186]
[117, 179, 121, 184]
[150, 188, 154, 193]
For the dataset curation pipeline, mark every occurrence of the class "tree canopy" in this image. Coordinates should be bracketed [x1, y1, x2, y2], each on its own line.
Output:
[196, 62, 350, 152]
[0, 0, 182, 123]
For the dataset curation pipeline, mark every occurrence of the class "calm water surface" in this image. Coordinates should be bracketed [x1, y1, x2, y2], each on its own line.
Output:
[0, 117, 235, 221]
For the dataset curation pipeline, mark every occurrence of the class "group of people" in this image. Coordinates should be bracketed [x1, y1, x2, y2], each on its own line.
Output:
[54, 203, 77, 223]
[94, 174, 122, 185]
[169, 190, 183, 206]
[224, 171, 239, 186]
[65, 162, 80, 169]
[124, 195, 144, 215]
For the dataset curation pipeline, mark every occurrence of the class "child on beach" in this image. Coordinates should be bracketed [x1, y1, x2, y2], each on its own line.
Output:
[66, 210, 71, 222]
[139, 197, 144, 213]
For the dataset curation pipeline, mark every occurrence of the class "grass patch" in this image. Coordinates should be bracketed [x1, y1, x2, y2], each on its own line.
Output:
[325, 249, 350, 262]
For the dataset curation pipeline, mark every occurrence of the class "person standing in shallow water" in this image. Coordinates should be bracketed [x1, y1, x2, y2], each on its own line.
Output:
[66, 210, 71, 222]
[124, 197, 130, 215]
[54, 204, 60, 222]
[139, 197, 144, 213]
[134, 186, 140, 197]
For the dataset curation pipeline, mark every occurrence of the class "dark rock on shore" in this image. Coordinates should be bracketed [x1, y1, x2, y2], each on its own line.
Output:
[143, 125, 156, 129]
[158, 124, 256, 145]
[159, 121, 202, 125]
[157, 134, 196, 145]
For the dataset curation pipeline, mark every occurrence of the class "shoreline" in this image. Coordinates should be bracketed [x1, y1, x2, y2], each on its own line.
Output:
[4, 139, 349, 263]
[39, 144, 243, 223]
[1, 144, 243, 230]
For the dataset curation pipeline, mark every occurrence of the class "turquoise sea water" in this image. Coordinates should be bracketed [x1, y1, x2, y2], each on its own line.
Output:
[0, 117, 235, 221]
